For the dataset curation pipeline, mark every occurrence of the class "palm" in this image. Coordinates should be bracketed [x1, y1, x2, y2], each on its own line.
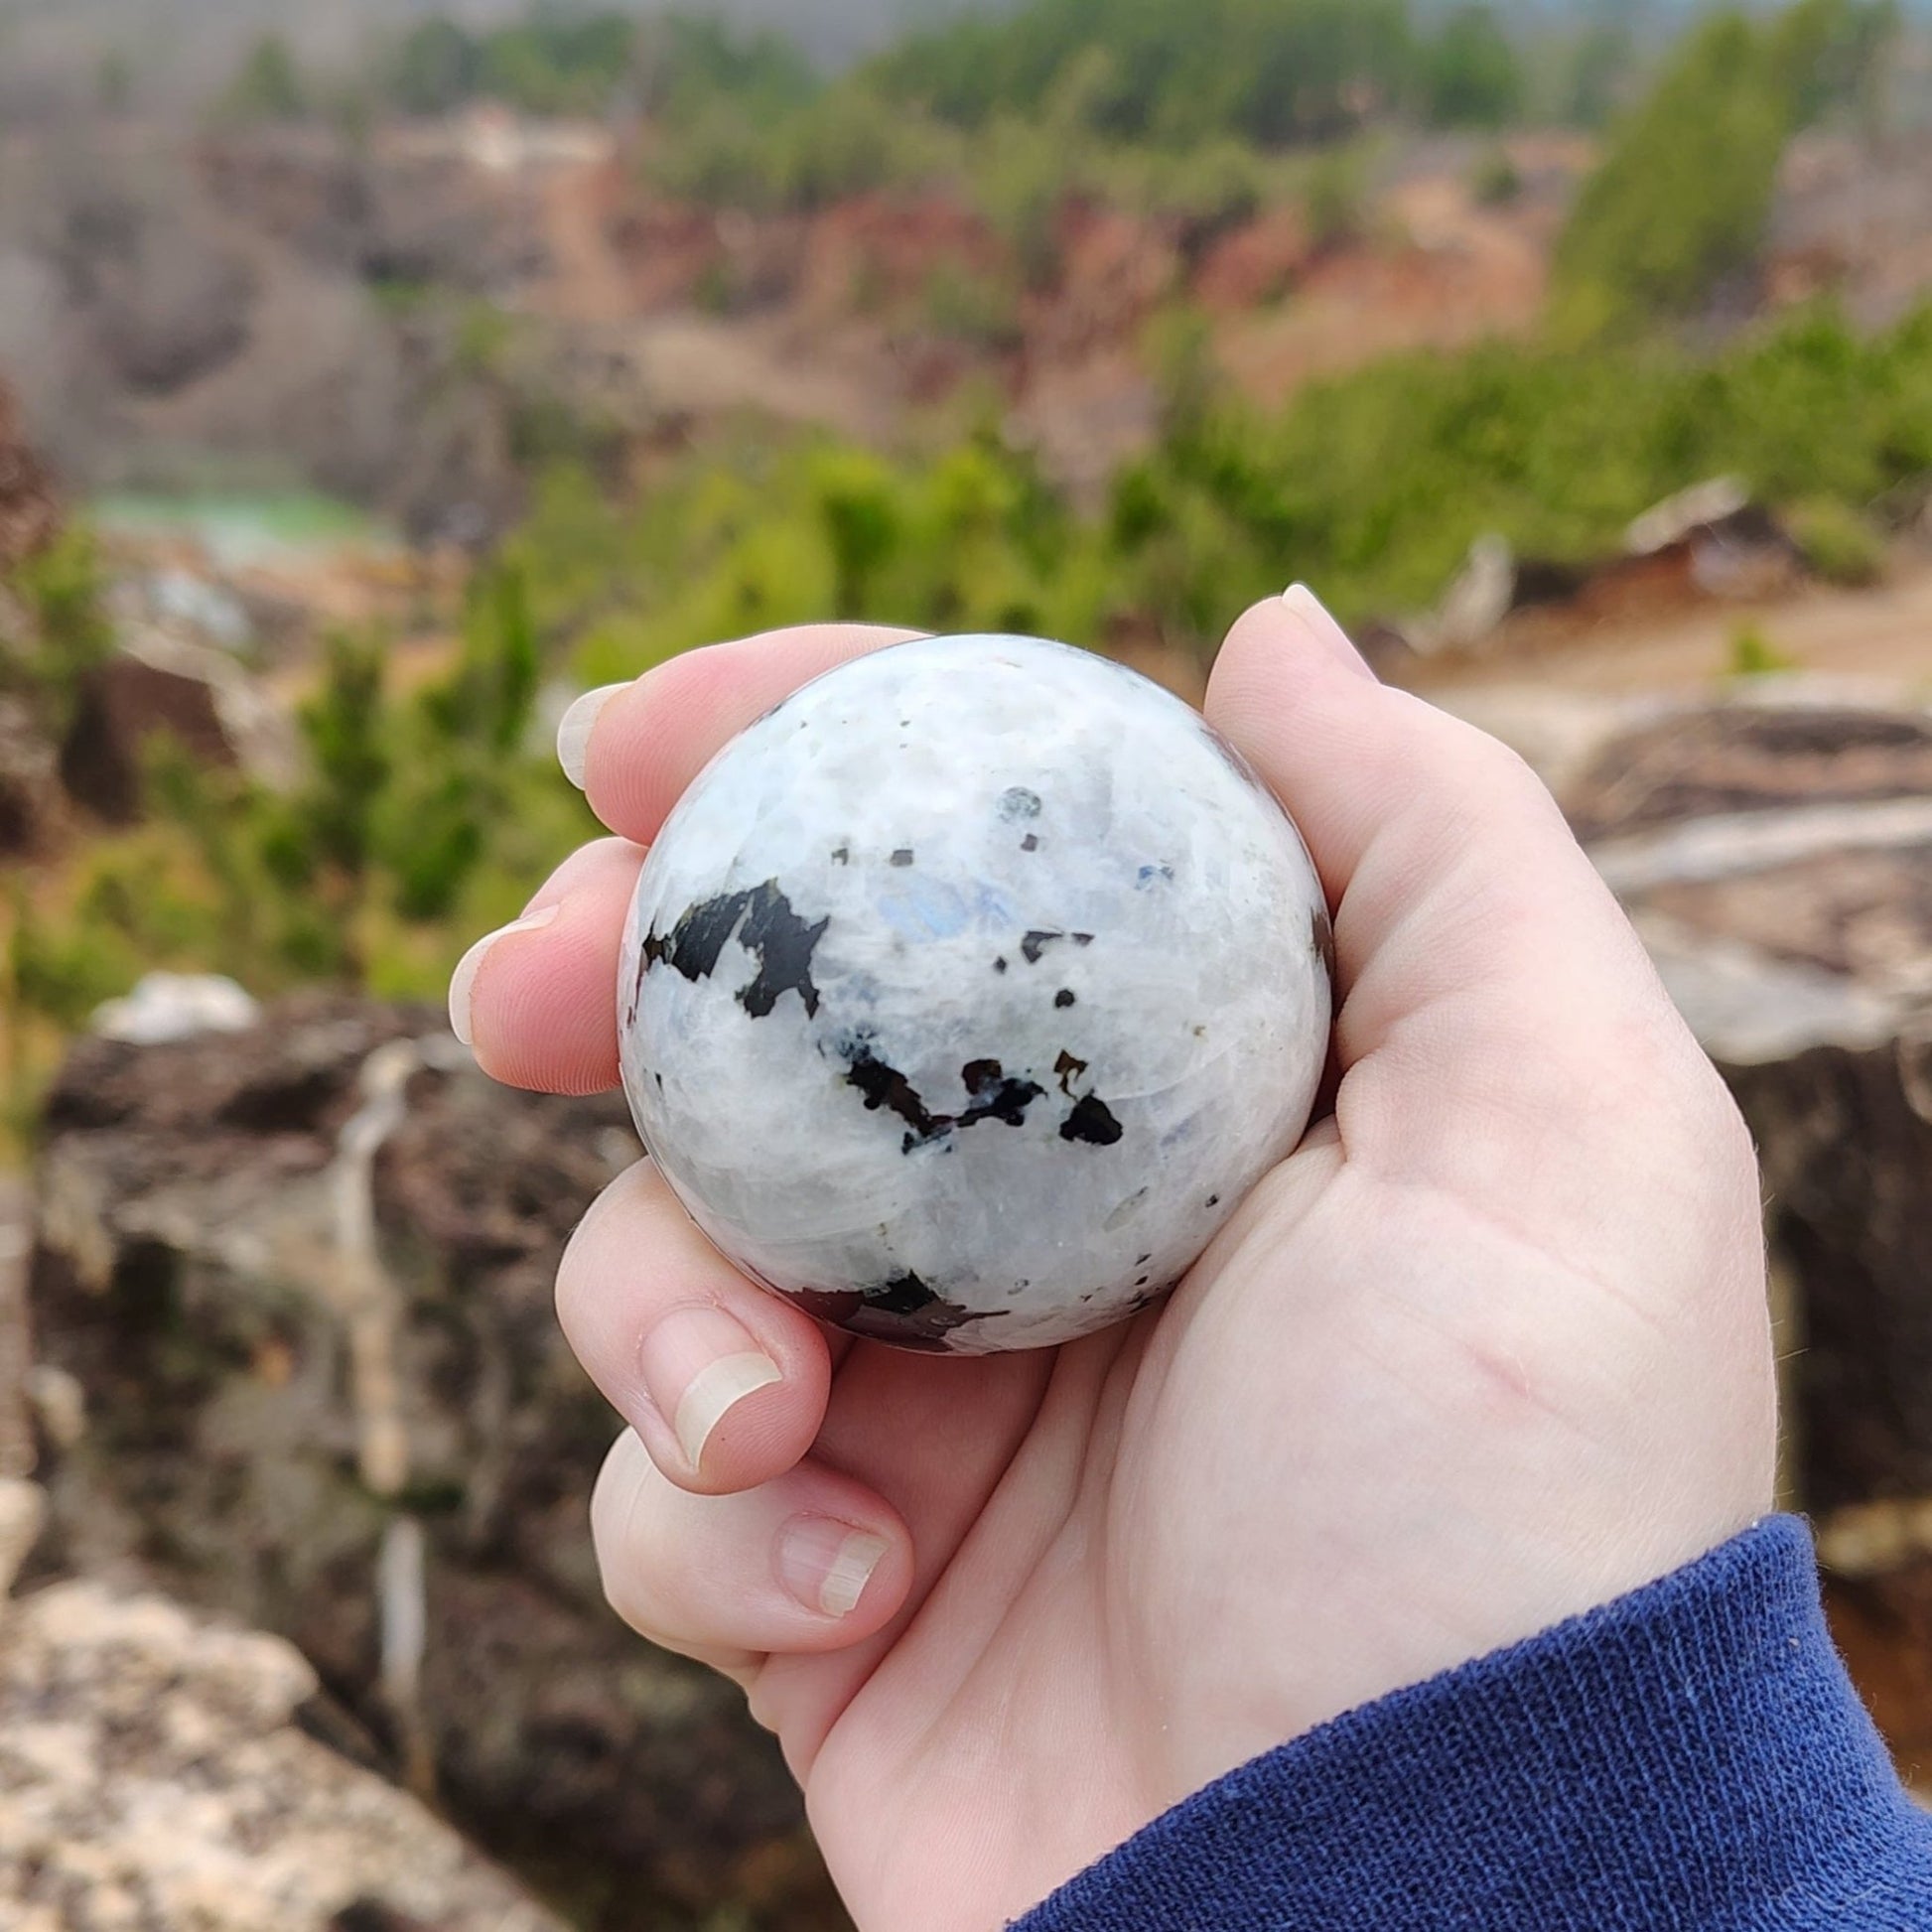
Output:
[762, 980, 1768, 1927]
[466, 604, 1777, 1932]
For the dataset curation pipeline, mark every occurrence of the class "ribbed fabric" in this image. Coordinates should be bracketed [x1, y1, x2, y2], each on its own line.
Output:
[1013, 1518, 1932, 1929]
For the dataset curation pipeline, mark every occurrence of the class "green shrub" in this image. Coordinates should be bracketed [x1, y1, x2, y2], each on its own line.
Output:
[1562, 19, 1636, 128]
[1470, 147, 1522, 207]
[1550, 0, 1903, 343]
[1305, 148, 1369, 250]
[219, 34, 307, 124]
[1789, 498, 1887, 586]
[1550, 12, 1791, 342]
[922, 264, 1026, 352]
[387, 11, 643, 119]
[636, 14, 818, 127]
[8, 896, 142, 1031]
[4, 524, 115, 731]
[489, 298, 1932, 679]
[1419, 5, 1524, 128]
[873, 0, 1415, 149]
[1726, 622, 1799, 678]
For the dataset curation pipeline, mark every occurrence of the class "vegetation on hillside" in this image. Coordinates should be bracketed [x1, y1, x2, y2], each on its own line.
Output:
[1550, 0, 1902, 341]
[388, 12, 641, 118]
[495, 298, 1931, 680]
[23, 285, 1922, 1075]
[218, 32, 309, 124]
[7, 560, 594, 1053]
[14, 0, 1920, 1093]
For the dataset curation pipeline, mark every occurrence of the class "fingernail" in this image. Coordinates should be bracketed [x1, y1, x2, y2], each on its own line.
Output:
[447, 903, 561, 1047]
[556, 683, 629, 789]
[638, 1307, 783, 1471]
[1282, 585, 1376, 681]
[777, 1517, 891, 1618]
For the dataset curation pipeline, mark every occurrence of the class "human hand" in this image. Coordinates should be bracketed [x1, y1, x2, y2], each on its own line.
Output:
[450, 596, 1777, 1930]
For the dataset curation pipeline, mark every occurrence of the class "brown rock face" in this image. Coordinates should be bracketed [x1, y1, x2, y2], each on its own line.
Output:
[1556, 691, 1932, 1778]
[1567, 703, 1932, 845]
[58, 649, 240, 823]
[0, 695, 66, 858]
[30, 996, 844, 1931]
[0, 1576, 568, 1932]
[0, 381, 69, 855]
[0, 383, 61, 576]
[1569, 698, 1932, 1508]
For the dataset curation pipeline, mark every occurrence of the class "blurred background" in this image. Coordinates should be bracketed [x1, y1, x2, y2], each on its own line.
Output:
[0, 0, 1929, 1926]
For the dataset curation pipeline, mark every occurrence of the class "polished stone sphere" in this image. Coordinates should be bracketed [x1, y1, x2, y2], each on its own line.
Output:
[618, 634, 1332, 1354]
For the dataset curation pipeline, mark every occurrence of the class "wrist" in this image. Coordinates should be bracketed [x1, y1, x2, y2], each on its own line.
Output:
[1017, 1517, 1923, 1930]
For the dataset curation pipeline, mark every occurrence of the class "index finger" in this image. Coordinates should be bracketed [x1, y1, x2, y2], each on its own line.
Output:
[573, 624, 924, 845]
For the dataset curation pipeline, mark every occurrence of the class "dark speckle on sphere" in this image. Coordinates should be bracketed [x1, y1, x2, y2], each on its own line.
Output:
[998, 787, 1043, 821]
[1060, 1094, 1124, 1147]
[1055, 989, 1076, 1009]
[891, 848, 915, 868]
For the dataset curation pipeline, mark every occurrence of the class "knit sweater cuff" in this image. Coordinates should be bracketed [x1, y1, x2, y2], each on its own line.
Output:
[1012, 1516, 1932, 1930]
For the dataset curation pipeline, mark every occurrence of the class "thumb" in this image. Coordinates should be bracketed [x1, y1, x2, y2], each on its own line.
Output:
[1205, 591, 1706, 1167]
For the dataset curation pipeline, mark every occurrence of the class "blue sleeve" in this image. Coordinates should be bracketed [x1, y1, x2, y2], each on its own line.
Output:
[1011, 1517, 1932, 1930]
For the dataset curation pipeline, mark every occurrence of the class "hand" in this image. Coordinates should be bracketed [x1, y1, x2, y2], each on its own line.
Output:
[451, 596, 1777, 1931]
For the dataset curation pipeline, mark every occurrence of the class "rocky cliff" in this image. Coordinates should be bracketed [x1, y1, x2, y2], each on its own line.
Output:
[27, 997, 843, 1931]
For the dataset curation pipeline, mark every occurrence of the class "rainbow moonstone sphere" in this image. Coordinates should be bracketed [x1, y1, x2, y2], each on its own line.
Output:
[618, 634, 1332, 1353]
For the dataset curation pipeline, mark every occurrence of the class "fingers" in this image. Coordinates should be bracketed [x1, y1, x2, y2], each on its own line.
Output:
[592, 1429, 911, 1660]
[458, 625, 923, 1095]
[567, 622, 923, 845]
[556, 1160, 835, 1497]
[449, 837, 646, 1094]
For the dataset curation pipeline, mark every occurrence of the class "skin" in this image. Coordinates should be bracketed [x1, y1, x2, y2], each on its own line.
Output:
[456, 594, 1777, 1931]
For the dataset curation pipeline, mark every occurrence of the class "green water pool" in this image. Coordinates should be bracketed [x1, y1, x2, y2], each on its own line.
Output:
[91, 490, 398, 567]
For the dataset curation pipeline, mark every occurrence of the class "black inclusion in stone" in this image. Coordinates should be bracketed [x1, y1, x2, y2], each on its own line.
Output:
[844, 1047, 1041, 1150]
[1311, 901, 1337, 979]
[1060, 1094, 1124, 1146]
[1021, 834, 1039, 853]
[642, 880, 829, 1020]
[623, 946, 649, 1031]
[957, 1059, 1044, 1129]
[998, 787, 1043, 822]
[846, 1049, 946, 1146]
[832, 846, 851, 866]
[1207, 1193, 1221, 1207]
[838, 1272, 1008, 1349]
[867, 1272, 943, 1316]
[1021, 929, 1061, 964]
[1055, 989, 1076, 1009]
[892, 848, 915, 868]
[994, 957, 1009, 974]
[1053, 1049, 1088, 1094]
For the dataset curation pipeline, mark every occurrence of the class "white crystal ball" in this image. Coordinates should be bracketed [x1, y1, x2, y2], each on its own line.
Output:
[618, 634, 1333, 1354]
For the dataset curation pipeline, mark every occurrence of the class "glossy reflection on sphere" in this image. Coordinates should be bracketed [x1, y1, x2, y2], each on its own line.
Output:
[617, 634, 1332, 1354]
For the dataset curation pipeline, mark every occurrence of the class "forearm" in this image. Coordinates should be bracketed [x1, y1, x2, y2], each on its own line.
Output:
[1013, 1518, 1932, 1930]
